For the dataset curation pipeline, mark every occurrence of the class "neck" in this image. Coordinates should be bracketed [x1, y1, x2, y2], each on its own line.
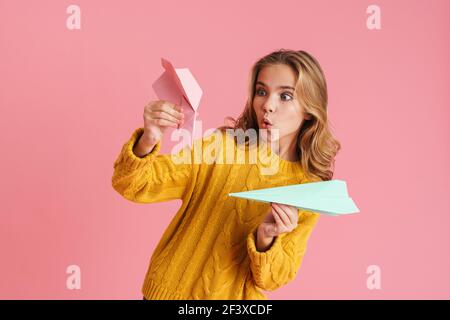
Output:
[270, 132, 299, 162]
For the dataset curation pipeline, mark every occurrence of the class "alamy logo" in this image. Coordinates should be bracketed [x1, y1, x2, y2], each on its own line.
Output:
[169, 125, 282, 176]
[66, 5, 81, 30]
[366, 5, 381, 30]
[366, 264, 382, 290]
[66, 265, 81, 290]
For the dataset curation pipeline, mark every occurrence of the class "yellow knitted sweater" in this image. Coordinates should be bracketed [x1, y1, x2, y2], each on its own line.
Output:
[112, 127, 320, 300]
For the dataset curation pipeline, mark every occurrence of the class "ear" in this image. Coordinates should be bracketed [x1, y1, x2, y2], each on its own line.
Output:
[304, 113, 312, 120]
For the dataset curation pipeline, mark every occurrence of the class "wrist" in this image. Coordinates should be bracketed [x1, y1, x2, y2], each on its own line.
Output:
[255, 226, 275, 252]
[133, 132, 158, 157]
[140, 131, 158, 146]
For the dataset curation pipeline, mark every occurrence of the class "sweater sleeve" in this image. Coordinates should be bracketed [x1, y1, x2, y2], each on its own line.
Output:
[246, 209, 320, 291]
[111, 127, 201, 204]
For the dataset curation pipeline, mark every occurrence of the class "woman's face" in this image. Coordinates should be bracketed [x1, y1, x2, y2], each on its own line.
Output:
[253, 64, 310, 146]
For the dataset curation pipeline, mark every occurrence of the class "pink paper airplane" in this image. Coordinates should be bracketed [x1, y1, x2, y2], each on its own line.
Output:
[152, 58, 202, 148]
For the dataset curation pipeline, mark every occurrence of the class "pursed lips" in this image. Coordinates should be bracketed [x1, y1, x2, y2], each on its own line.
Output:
[261, 118, 273, 128]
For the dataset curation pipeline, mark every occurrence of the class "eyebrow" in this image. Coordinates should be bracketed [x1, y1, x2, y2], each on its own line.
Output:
[255, 81, 295, 91]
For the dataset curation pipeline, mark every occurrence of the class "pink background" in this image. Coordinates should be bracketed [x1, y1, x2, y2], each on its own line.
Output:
[1, 0, 449, 299]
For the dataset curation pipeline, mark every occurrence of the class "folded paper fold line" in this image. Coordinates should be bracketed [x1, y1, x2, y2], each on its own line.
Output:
[228, 180, 360, 216]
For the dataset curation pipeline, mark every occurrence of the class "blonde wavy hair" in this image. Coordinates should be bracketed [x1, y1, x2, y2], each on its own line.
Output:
[217, 49, 341, 182]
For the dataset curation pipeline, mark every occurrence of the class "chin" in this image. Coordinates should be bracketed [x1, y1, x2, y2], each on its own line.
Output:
[259, 128, 280, 144]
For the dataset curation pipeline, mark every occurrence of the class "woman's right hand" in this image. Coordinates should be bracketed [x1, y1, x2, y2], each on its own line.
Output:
[142, 100, 185, 144]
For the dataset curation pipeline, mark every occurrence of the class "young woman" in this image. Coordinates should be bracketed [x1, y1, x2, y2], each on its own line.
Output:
[112, 49, 340, 300]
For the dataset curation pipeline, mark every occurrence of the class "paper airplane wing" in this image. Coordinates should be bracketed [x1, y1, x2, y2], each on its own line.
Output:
[174, 68, 202, 111]
[241, 180, 350, 198]
[158, 58, 203, 111]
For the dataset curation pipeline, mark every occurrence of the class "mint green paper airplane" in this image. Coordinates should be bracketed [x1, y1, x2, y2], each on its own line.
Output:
[228, 180, 359, 216]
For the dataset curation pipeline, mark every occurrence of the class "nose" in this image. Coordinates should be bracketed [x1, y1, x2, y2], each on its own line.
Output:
[262, 102, 275, 113]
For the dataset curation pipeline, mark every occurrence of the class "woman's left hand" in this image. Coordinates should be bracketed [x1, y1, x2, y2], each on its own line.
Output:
[258, 202, 299, 238]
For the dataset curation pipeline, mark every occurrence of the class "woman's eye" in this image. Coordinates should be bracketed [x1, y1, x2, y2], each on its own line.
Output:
[255, 88, 293, 101]
[281, 93, 293, 101]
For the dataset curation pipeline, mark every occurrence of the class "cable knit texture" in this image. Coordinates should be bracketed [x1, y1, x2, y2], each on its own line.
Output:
[112, 127, 320, 300]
